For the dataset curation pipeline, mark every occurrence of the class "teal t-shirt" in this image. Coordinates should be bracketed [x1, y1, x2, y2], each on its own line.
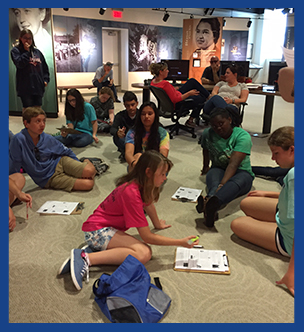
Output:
[201, 126, 254, 178]
[276, 167, 294, 256]
[67, 102, 97, 136]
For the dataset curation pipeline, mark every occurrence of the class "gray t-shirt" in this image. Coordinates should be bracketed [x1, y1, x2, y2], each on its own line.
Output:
[216, 81, 248, 103]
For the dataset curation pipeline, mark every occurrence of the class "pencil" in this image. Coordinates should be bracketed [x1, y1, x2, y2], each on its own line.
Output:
[26, 205, 28, 220]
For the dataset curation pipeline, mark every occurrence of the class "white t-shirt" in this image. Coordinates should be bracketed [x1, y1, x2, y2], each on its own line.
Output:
[216, 81, 248, 101]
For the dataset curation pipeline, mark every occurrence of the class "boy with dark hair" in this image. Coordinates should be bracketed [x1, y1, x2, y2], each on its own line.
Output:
[110, 91, 138, 161]
[9, 107, 96, 192]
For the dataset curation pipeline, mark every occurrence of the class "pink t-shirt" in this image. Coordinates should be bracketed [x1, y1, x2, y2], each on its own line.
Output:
[82, 182, 149, 232]
[151, 79, 182, 105]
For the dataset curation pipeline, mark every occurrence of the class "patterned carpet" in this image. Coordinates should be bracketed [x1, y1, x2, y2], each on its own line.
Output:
[9, 125, 294, 323]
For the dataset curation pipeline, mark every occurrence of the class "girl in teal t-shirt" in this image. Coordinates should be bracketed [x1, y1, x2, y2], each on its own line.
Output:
[231, 126, 294, 296]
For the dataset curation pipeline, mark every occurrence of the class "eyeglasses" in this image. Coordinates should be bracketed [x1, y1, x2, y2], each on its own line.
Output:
[34, 147, 41, 161]
[67, 97, 76, 104]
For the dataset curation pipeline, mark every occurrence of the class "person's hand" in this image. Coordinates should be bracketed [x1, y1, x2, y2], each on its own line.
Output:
[155, 219, 171, 230]
[276, 273, 294, 296]
[223, 97, 232, 104]
[189, 89, 200, 96]
[16, 192, 32, 208]
[60, 129, 68, 137]
[24, 42, 30, 51]
[117, 127, 126, 138]
[93, 135, 99, 143]
[247, 190, 267, 197]
[200, 166, 210, 175]
[9, 207, 16, 232]
[44, 81, 48, 87]
[182, 236, 200, 248]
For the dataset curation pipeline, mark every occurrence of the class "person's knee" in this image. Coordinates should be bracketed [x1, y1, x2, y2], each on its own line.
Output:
[73, 178, 95, 191]
[82, 161, 96, 178]
[136, 244, 152, 264]
[230, 217, 243, 234]
[240, 197, 251, 212]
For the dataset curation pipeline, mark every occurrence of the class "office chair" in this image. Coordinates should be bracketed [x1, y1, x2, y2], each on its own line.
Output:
[149, 85, 201, 139]
[200, 102, 248, 127]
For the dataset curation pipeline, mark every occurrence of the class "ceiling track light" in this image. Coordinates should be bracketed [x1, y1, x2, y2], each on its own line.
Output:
[63, 8, 69, 11]
[163, 10, 170, 22]
[247, 19, 252, 28]
[190, 14, 194, 19]
[282, 8, 290, 15]
[99, 8, 106, 15]
[204, 8, 210, 16]
[223, 18, 226, 27]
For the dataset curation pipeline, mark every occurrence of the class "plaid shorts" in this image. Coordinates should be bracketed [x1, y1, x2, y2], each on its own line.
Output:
[84, 227, 118, 251]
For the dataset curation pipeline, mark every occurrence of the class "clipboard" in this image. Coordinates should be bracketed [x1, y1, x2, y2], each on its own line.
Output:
[56, 126, 82, 134]
[171, 187, 202, 203]
[174, 247, 230, 275]
[37, 201, 85, 215]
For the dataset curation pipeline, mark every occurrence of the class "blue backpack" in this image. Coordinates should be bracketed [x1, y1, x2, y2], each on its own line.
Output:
[92, 255, 171, 323]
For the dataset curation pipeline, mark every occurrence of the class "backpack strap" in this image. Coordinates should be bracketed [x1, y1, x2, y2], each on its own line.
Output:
[154, 277, 162, 290]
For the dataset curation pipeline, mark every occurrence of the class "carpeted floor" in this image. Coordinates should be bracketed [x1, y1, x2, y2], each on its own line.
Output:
[8, 91, 294, 323]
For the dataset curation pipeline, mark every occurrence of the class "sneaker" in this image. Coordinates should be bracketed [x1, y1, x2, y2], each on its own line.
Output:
[185, 119, 196, 128]
[57, 245, 92, 276]
[115, 99, 121, 103]
[118, 153, 126, 163]
[70, 249, 90, 290]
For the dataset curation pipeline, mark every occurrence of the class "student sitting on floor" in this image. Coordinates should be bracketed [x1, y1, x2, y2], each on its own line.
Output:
[9, 107, 96, 192]
[230, 126, 294, 296]
[196, 107, 254, 227]
[110, 91, 138, 161]
[58, 150, 199, 290]
[90, 86, 115, 133]
[125, 101, 170, 172]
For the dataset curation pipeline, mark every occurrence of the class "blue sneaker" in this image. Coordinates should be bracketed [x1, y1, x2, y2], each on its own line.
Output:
[58, 245, 92, 276]
[70, 249, 90, 290]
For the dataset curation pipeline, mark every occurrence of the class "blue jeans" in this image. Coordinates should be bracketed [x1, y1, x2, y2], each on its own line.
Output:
[206, 167, 253, 205]
[55, 133, 93, 147]
[203, 95, 239, 115]
[113, 135, 125, 154]
[176, 78, 210, 118]
[93, 80, 118, 100]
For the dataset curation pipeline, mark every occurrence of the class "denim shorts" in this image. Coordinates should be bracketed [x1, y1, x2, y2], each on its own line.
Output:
[84, 227, 118, 251]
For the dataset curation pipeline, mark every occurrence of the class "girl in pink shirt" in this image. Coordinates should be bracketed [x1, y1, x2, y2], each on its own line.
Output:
[59, 150, 199, 290]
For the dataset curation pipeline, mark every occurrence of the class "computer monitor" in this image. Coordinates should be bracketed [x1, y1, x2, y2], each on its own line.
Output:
[268, 61, 287, 85]
[161, 59, 189, 83]
[220, 61, 250, 77]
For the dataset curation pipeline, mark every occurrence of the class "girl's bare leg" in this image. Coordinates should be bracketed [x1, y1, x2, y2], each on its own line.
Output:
[87, 230, 152, 266]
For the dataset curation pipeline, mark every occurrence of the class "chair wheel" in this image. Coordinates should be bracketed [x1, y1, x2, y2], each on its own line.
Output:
[169, 134, 173, 139]
[192, 134, 197, 139]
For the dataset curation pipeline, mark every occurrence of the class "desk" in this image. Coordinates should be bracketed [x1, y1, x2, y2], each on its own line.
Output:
[131, 83, 281, 134]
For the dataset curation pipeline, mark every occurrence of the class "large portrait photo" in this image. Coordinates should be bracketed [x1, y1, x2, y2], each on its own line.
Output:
[182, 17, 223, 81]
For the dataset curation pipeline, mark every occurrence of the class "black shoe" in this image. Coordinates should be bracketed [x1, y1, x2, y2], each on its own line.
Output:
[118, 153, 126, 163]
[115, 99, 121, 103]
[204, 196, 221, 227]
[196, 195, 207, 214]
